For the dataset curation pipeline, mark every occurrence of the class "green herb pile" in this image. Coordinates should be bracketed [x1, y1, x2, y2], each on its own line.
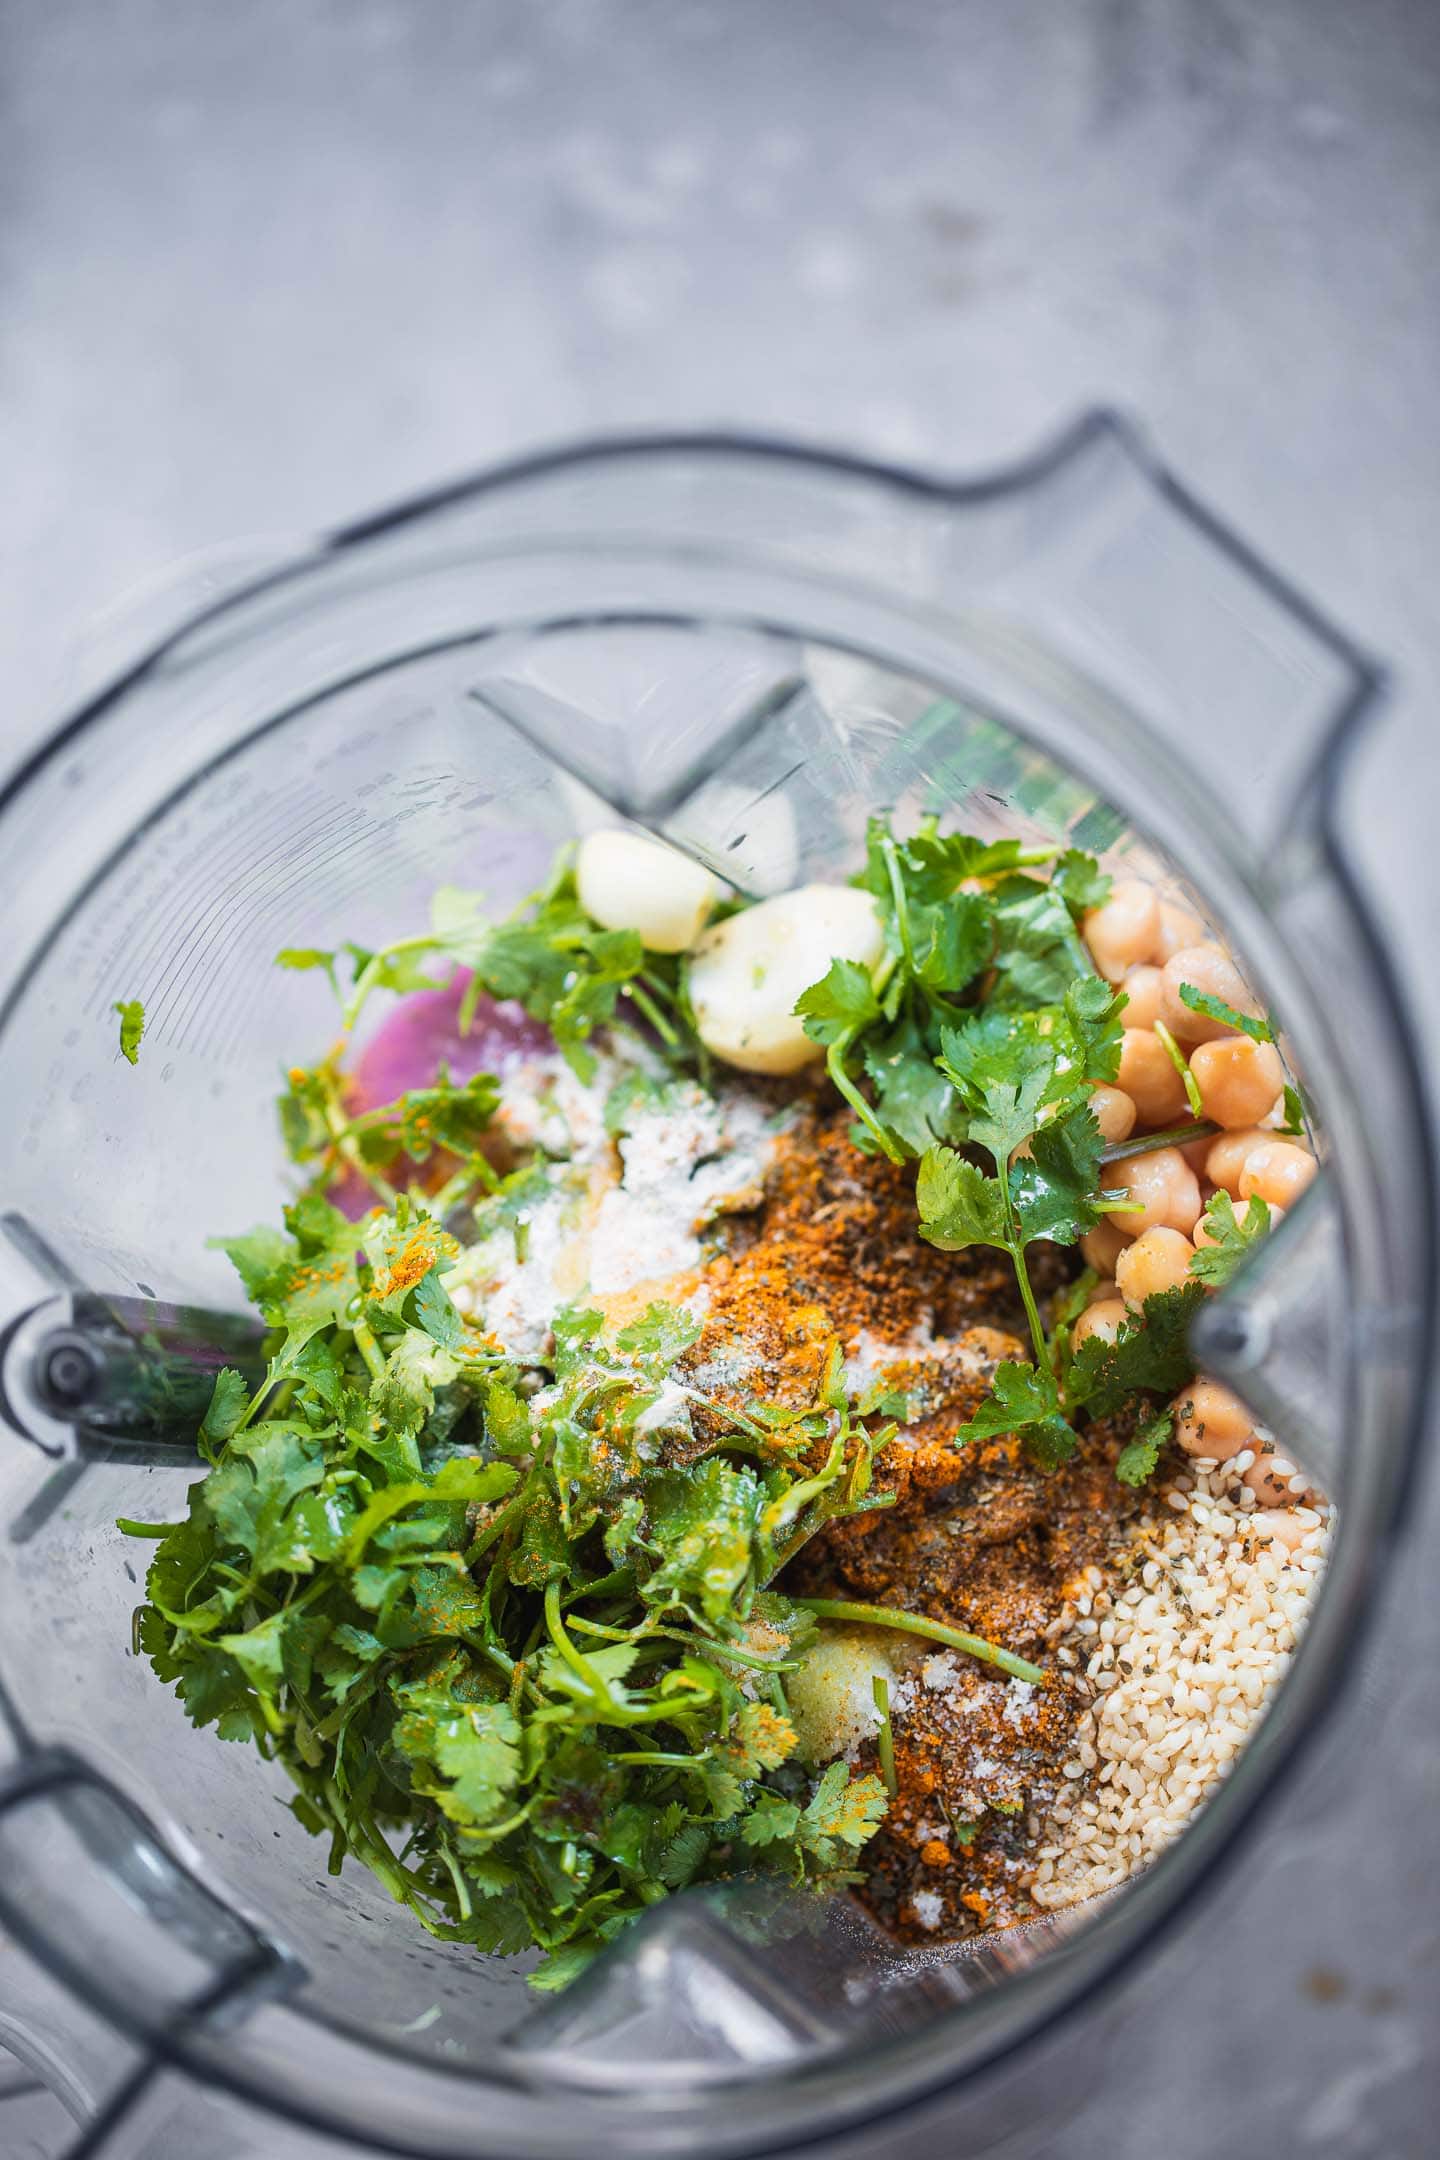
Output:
[123, 813, 1276, 1982]
[792, 817, 1272, 1476]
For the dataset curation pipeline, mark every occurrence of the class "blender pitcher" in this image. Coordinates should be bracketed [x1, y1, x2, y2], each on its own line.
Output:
[0, 417, 1431, 2160]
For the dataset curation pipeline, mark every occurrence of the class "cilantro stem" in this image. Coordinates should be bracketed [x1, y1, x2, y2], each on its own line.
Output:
[1153, 1020, 1203, 1118]
[791, 1597, 1045, 1687]
[462, 1487, 527, 1565]
[342, 934, 438, 1033]
[437, 1841, 473, 1921]
[609, 1750, 702, 1770]
[1008, 1246, 1051, 1378]
[544, 1580, 599, 1691]
[320, 1090, 399, 1207]
[872, 1673, 898, 1799]
[879, 836, 917, 977]
[827, 1036, 905, 1164]
[351, 1320, 386, 1380]
[991, 1152, 1051, 1377]
[626, 980, 680, 1048]
[824, 949, 905, 1166]
[1099, 1118, 1216, 1164]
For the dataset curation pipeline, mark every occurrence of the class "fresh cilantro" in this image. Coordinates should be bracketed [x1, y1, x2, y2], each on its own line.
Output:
[302, 855, 701, 1084]
[113, 999, 145, 1064]
[1049, 849, 1113, 917]
[986, 873, 1093, 1008]
[954, 1361, 1074, 1468]
[1153, 1018, 1204, 1117]
[126, 1245, 916, 1986]
[1115, 1410, 1174, 1488]
[275, 948, 339, 991]
[1064, 1283, 1207, 1420]
[1278, 1083, 1305, 1137]
[795, 957, 883, 1044]
[1177, 983, 1272, 1043]
[1188, 1191, 1273, 1289]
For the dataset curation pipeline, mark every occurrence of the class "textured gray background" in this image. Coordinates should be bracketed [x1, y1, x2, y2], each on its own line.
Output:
[1, 2, 1437, 2154]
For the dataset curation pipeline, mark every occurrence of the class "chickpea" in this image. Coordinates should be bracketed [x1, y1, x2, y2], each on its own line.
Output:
[1158, 946, 1263, 1044]
[1105, 1146, 1202, 1237]
[1154, 899, 1206, 961]
[1089, 1084, 1137, 1144]
[1239, 1140, 1318, 1210]
[1242, 1448, 1308, 1507]
[1189, 1035, 1285, 1129]
[1119, 964, 1164, 1030]
[1116, 1029, 1190, 1126]
[1086, 1276, 1119, 1307]
[1181, 1136, 1215, 1173]
[1194, 1200, 1284, 1246]
[1083, 880, 1162, 984]
[1115, 1226, 1196, 1310]
[1171, 1378, 1255, 1459]
[1071, 1297, 1128, 1349]
[1081, 1220, 1130, 1275]
[1204, 1126, 1273, 1198]
[1251, 1508, 1311, 1555]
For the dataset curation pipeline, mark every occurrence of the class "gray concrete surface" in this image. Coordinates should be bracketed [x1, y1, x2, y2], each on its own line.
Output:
[1, 1, 1437, 2153]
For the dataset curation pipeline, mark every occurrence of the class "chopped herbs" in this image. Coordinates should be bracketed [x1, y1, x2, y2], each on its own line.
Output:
[1188, 1191, 1273, 1289]
[127, 807, 1296, 1982]
[1153, 1018, 1204, 1117]
[280, 855, 699, 1084]
[129, 1206, 922, 1984]
[872, 1673, 898, 1799]
[1278, 1083, 1305, 1138]
[113, 999, 145, 1065]
[1177, 982, 1273, 1043]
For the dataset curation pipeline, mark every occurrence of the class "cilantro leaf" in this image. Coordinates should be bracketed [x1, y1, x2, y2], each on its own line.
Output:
[1177, 982, 1272, 1042]
[915, 1146, 1009, 1251]
[1278, 1083, 1305, 1137]
[955, 1360, 1076, 1467]
[1062, 975, 1126, 1084]
[723, 1702, 798, 1775]
[394, 1689, 521, 1828]
[908, 890, 991, 997]
[642, 1459, 765, 1625]
[936, 1011, 1054, 1162]
[861, 1015, 966, 1158]
[113, 999, 146, 1064]
[1009, 1101, 1104, 1246]
[1049, 849, 1112, 918]
[1065, 1283, 1206, 1419]
[1115, 1410, 1174, 1487]
[199, 1368, 251, 1455]
[413, 1269, 464, 1351]
[274, 947, 338, 991]
[988, 874, 1094, 1008]
[794, 957, 883, 1046]
[614, 1300, 704, 1372]
[1188, 1191, 1272, 1289]
[798, 1761, 889, 1865]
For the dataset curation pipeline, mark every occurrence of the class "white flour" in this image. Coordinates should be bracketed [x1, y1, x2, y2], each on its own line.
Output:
[450, 1051, 779, 1355]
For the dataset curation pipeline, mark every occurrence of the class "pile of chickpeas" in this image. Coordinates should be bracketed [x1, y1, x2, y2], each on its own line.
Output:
[1070, 879, 1318, 1543]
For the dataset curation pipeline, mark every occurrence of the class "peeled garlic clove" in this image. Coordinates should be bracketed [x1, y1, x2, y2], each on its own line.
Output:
[687, 885, 885, 1075]
[575, 828, 717, 954]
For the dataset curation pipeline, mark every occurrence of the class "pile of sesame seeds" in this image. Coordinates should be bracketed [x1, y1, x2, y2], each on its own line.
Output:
[1028, 1454, 1329, 1909]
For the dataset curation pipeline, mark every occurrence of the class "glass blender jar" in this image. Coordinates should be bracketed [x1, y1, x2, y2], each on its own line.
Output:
[0, 417, 1430, 2159]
